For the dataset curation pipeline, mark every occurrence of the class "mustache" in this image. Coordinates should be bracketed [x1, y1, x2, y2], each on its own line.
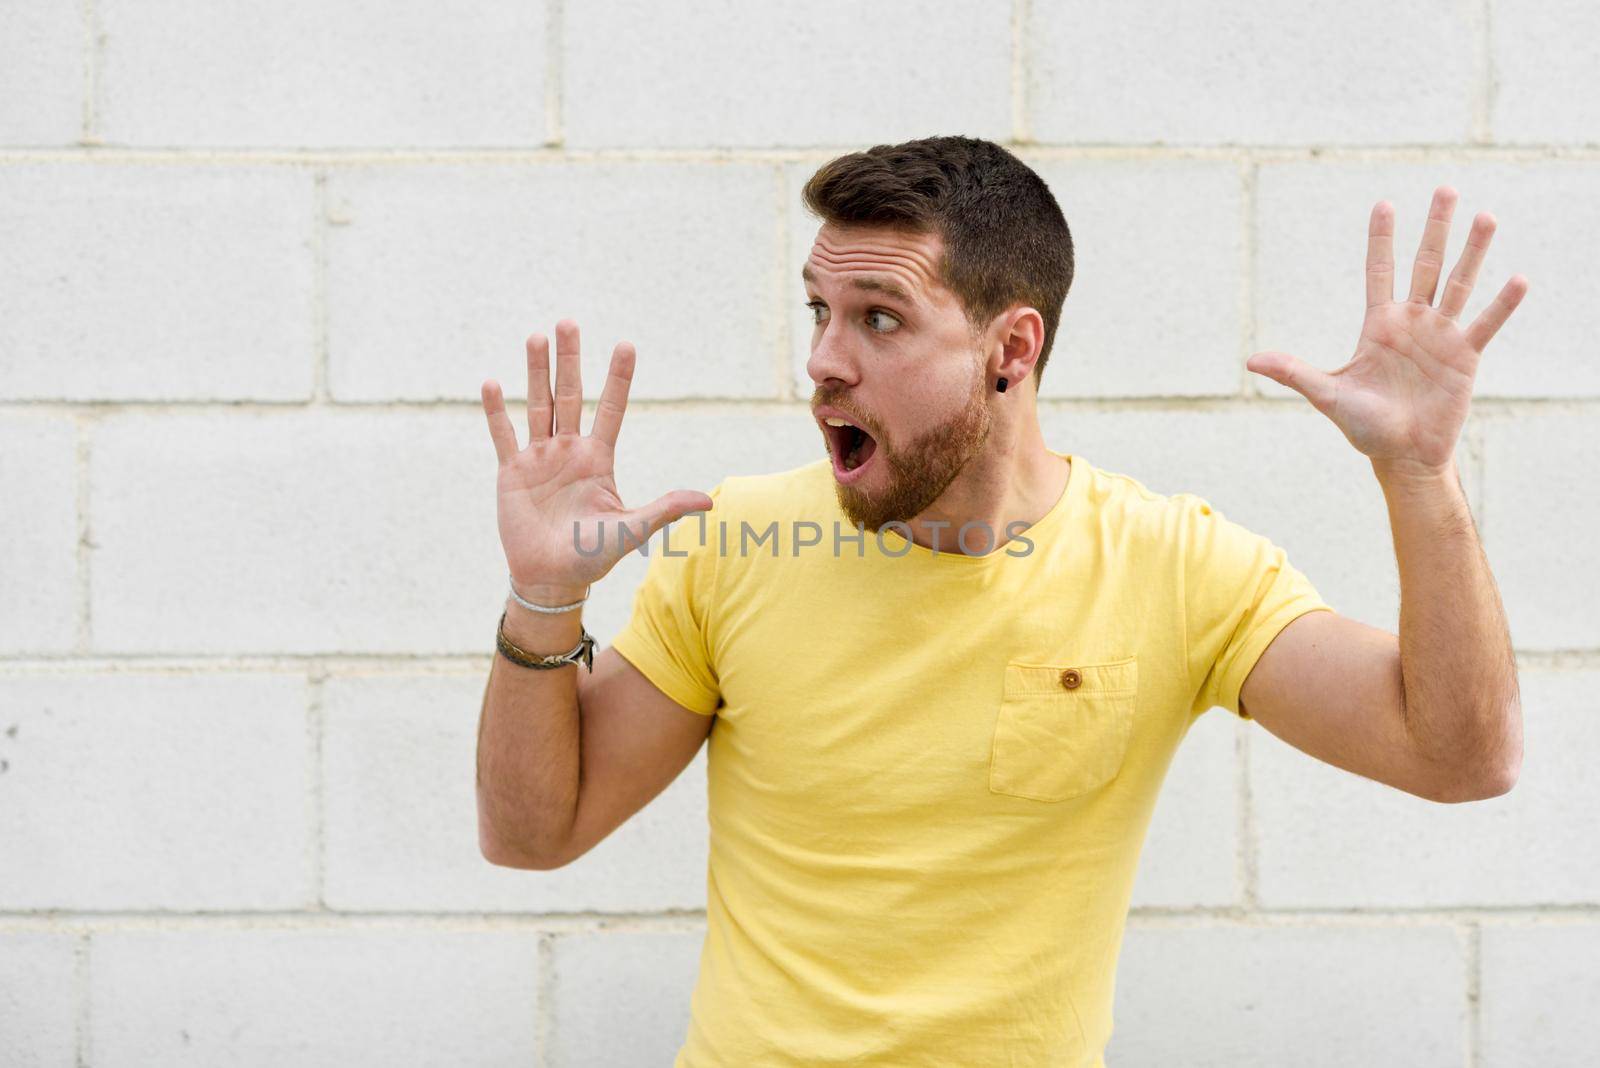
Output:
[810, 391, 878, 434]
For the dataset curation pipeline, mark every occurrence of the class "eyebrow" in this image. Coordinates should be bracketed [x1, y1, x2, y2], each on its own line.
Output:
[801, 264, 917, 306]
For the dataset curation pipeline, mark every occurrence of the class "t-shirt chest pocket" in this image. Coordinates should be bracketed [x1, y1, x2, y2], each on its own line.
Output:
[989, 656, 1139, 802]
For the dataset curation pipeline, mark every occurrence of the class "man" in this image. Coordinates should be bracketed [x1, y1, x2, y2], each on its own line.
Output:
[475, 136, 1526, 1066]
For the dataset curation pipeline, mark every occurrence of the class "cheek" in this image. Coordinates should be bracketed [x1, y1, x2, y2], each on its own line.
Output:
[870, 342, 982, 435]
[889, 380, 972, 438]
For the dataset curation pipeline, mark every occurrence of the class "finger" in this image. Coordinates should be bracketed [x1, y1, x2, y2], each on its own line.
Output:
[1246, 350, 1338, 416]
[1438, 211, 1496, 321]
[481, 379, 520, 464]
[617, 490, 718, 553]
[1408, 185, 1458, 305]
[1464, 274, 1530, 353]
[526, 332, 553, 440]
[590, 340, 636, 448]
[1366, 200, 1396, 309]
[553, 318, 583, 436]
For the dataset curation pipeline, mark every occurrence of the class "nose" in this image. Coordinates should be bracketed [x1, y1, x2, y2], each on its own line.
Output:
[805, 324, 861, 390]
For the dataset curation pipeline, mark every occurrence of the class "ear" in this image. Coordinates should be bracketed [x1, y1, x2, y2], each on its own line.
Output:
[990, 306, 1045, 386]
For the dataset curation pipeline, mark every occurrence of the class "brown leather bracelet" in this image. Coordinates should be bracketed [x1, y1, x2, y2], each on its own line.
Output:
[496, 611, 596, 672]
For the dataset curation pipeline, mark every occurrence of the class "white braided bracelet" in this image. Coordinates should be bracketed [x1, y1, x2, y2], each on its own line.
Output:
[508, 576, 590, 614]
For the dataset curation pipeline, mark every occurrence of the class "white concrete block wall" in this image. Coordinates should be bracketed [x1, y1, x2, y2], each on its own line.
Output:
[96, 0, 549, 148]
[1, 2, 1594, 1065]
[1028, 0, 1479, 147]
[561, 2, 1013, 150]
[0, 164, 317, 402]
[87, 927, 542, 1066]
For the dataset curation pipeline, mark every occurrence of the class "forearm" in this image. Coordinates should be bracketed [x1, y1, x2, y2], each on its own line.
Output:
[1374, 456, 1522, 790]
[475, 595, 588, 865]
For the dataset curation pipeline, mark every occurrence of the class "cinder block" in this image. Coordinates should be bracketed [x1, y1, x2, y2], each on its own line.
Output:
[1110, 922, 1466, 1065]
[88, 407, 817, 655]
[1029, 158, 1247, 398]
[88, 927, 539, 1067]
[0, 931, 79, 1065]
[1254, 161, 1591, 399]
[322, 674, 710, 912]
[1481, 411, 1600, 650]
[1480, 921, 1600, 1066]
[0, 3, 82, 145]
[0, 414, 79, 652]
[1251, 669, 1598, 908]
[1038, 406, 1417, 630]
[547, 927, 704, 1067]
[0, 673, 312, 910]
[1491, 2, 1600, 145]
[1131, 709, 1241, 908]
[785, 156, 1247, 399]
[563, 1, 1010, 148]
[325, 163, 780, 402]
[0, 164, 315, 401]
[1030, 0, 1474, 145]
[96, 0, 546, 147]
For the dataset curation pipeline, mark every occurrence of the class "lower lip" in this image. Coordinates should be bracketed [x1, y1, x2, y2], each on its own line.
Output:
[830, 434, 877, 485]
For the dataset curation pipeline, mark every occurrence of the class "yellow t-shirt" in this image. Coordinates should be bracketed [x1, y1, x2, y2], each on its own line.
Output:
[610, 450, 1333, 1067]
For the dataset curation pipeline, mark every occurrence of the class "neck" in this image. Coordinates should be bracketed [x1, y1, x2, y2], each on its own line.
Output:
[902, 405, 1069, 555]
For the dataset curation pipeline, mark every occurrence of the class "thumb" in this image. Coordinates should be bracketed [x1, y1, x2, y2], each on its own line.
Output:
[619, 490, 716, 546]
[1246, 350, 1336, 413]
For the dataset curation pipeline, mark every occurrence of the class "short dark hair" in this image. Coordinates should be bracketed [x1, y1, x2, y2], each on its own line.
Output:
[800, 135, 1074, 384]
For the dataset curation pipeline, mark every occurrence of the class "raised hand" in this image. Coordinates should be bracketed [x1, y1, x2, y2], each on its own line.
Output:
[1246, 186, 1530, 480]
[481, 319, 714, 605]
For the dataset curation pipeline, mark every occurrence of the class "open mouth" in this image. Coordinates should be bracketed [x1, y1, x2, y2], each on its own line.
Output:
[820, 415, 879, 481]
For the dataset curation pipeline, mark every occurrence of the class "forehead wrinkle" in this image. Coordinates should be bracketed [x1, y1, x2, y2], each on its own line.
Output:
[803, 239, 945, 306]
[802, 263, 918, 305]
[814, 234, 941, 280]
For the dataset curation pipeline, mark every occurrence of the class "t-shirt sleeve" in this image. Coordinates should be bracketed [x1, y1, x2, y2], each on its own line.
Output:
[608, 483, 724, 717]
[1180, 494, 1335, 720]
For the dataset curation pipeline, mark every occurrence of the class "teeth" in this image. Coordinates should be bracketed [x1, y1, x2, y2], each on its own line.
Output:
[823, 417, 852, 427]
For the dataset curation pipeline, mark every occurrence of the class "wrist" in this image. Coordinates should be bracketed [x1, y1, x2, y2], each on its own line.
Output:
[1371, 455, 1459, 491]
[509, 578, 590, 605]
[502, 596, 585, 649]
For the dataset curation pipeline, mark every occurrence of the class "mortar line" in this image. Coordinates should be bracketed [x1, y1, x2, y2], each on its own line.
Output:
[6, 395, 1598, 417]
[1010, 0, 1031, 144]
[312, 170, 330, 403]
[545, 0, 564, 147]
[1483, 0, 1500, 143]
[1238, 158, 1258, 397]
[4, 144, 1599, 166]
[74, 931, 91, 1068]
[307, 669, 327, 909]
[0, 912, 708, 929]
[1237, 720, 1257, 908]
[2, 906, 1597, 927]
[776, 163, 796, 400]
[1464, 920, 1482, 1068]
[536, 931, 555, 1066]
[1471, 0, 1495, 144]
[74, 416, 93, 652]
[78, 0, 95, 144]
[15, 644, 1600, 672]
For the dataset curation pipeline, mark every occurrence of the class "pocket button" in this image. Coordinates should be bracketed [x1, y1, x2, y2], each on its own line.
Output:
[1059, 668, 1082, 690]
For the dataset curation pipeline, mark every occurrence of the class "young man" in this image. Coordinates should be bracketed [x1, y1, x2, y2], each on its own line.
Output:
[475, 136, 1527, 1066]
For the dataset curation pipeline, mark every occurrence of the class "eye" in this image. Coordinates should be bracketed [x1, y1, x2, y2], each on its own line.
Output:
[803, 301, 900, 333]
[864, 309, 900, 333]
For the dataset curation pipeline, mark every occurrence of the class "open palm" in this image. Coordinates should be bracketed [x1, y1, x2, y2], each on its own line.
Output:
[481, 320, 713, 602]
[1247, 186, 1530, 477]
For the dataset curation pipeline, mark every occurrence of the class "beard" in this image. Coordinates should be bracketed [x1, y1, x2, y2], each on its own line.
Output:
[819, 362, 993, 533]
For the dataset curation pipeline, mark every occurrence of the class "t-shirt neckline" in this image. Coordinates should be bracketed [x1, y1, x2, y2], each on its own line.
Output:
[872, 449, 1085, 565]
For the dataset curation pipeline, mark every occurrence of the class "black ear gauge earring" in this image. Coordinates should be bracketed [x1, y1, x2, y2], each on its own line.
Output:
[996, 377, 1008, 393]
